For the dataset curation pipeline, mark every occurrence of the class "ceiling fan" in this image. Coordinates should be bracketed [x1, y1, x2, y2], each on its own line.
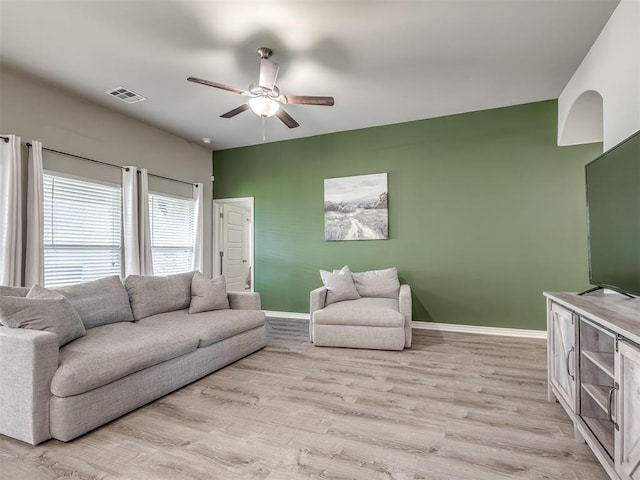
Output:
[187, 47, 334, 129]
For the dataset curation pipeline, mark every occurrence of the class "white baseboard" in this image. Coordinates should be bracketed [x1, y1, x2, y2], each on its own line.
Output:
[411, 321, 547, 339]
[264, 311, 547, 339]
[264, 310, 310, 320]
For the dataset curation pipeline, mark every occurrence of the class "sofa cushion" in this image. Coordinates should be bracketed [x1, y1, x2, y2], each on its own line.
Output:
[0, 286, 29, 297]
[189, 272, 230, 313]
[351, 267, 400, 299]
[55, 276, 134, 329]
[0, 286, 86, 346]
[312, 297, 404, 328]
[51, 322, 199, 397]
[125, 271, 195, 320]
[320, 265, 361, 305]
[137, 308, 265, 348]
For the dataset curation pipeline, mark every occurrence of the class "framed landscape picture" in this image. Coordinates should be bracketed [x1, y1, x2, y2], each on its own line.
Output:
[324, 173, 388, 241]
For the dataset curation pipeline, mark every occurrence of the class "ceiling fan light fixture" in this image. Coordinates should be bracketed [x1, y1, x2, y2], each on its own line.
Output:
[249, 96, 280, 117]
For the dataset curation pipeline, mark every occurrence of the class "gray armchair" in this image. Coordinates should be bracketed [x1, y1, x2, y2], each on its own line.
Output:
[309, 283, 412, 350]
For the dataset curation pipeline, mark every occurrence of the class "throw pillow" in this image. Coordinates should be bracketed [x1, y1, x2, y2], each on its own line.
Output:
[351, 267, 401, 299]
[0, 285, 86, 346]
[319, 265, 361, 305]
[125, 271, 195, 320]
[56, 275, 134, 329]
[189, 272, 230, 313]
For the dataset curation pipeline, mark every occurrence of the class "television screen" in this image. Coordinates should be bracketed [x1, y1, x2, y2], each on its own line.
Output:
[585, 129, 640, 296]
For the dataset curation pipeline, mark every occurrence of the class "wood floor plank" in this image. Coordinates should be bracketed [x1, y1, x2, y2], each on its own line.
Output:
[0, 319, 607, 479]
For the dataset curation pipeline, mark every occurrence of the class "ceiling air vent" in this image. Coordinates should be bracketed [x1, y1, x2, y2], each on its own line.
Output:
[105, 86, 147, 104]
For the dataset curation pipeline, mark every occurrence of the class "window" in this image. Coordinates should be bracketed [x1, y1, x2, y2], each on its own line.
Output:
[148, 193, 195, 275]
[43, 173, 122, 287]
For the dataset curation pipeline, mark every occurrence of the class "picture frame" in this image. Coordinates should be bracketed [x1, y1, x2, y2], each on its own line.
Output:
[324, 173, 388, 241]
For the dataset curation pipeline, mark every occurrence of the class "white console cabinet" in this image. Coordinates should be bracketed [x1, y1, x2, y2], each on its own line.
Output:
[545, 292, 640, 480]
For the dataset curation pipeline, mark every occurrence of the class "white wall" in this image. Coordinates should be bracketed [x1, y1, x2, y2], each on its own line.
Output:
[558, 0, 640, 150]
[0, 64, 213, 277]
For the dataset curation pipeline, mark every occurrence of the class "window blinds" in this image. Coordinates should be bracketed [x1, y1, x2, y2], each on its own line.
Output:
[148, 193, 195, 275]
[43, 174, 122, 287]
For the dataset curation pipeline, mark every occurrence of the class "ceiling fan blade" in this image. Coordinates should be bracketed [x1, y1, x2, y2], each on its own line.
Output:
[284, 95, 334, 106]
[275, 108, 300, 129]
[187, 77, 250, 96]
[220, 104, 250, 118]
[258, 59, 280, 91]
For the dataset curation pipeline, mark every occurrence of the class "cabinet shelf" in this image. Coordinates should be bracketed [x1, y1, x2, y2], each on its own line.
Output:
[581, 350, 615, 378]
[581, 382, 611, 414]
[582, 415, 614, 459]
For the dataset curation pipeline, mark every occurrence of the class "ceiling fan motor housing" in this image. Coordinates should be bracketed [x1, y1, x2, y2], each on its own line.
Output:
[257, 47, 273, 59]
[249, 82, 280, 97]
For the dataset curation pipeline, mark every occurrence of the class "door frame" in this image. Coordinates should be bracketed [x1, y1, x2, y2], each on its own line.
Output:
[212, 197, 255, 292]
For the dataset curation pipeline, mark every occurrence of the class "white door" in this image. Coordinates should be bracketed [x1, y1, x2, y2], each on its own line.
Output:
[615, 339, 640, 480]
[222, 204, 248, 291]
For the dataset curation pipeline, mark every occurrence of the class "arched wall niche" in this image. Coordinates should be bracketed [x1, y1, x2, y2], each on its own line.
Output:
[558, 90, 604, 149]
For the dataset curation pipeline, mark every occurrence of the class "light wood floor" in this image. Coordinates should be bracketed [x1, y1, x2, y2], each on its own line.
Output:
[1, 319, 607, 480]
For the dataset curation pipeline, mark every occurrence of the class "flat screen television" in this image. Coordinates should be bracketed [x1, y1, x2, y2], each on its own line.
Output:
[584, 129, 640, 297]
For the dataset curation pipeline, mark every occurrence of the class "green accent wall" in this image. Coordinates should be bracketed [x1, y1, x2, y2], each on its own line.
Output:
[213, 100, 602, 330]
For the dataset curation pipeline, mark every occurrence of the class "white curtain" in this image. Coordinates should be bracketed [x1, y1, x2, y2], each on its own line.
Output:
[25, 140, 44, 286]
[122, 166, 140, 277]
[122, 166, 153, 277]
[192, 182, 204, 272]
[138, 168, 153, 276]
[0, 135, 23, 286]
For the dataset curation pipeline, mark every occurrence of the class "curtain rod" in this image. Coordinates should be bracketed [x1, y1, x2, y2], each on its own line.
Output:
[25, 143, 197, 187]
[0, 136, 9, 143]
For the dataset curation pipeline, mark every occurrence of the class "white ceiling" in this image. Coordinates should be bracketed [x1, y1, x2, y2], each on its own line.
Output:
[0, 0, 619, 151]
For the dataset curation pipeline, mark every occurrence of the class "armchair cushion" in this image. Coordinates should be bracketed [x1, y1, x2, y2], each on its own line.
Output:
[319, 265, 360, 305]
[351, 267, 400, 299]
[313, 297, 404, 327]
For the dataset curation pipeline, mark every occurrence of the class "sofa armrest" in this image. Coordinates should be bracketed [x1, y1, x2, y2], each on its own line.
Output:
[399, 284, 412, 348]
[0, 327, 58, 445]
[228, 291, 261, 310]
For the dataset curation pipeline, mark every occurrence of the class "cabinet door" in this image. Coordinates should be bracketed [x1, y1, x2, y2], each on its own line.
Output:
[615, 339, 640, 480]
[549, 302, 577, 410]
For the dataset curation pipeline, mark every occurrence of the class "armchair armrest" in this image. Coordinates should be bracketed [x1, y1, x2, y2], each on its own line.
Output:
[309, 287, 327, 343]
[227, 291, 261, 310]
[0, 327, 58, 445]
[399, 284, 412, 348]
[310, 286, 327, 317]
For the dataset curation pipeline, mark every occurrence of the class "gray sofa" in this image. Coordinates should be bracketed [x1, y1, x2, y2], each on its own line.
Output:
[0, 271, 266, 445]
